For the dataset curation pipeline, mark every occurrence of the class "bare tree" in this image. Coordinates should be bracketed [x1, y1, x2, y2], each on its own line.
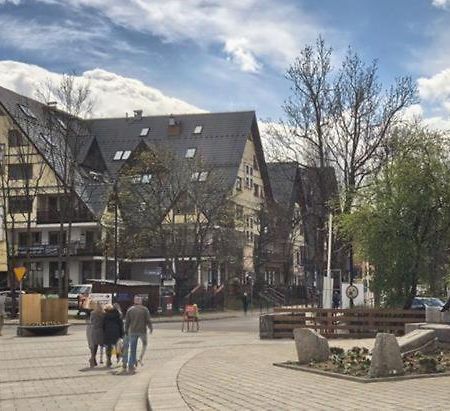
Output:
[36, 74, 95, 297]
[267, 37, 417, 285]
[115, 145, 240, 307]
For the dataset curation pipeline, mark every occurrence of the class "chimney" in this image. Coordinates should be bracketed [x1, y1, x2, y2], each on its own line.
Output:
[133, 109, 143, 120]
[168, 114, 181, 136]
[47, 101, 57, 109]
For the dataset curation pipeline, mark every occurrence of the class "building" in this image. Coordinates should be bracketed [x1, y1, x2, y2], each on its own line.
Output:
[0, 86, 273, 295]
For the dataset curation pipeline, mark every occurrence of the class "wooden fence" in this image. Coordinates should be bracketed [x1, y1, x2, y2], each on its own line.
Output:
[260, 307, 425, 339]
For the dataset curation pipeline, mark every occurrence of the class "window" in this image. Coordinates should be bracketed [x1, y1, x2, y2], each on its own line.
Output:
[132, 174, 152, 184]
[245, 164, 253, 189]
[235, 205, 243, 219]
[19, 232, 41, 246]
[113, 150, 131, 160]
[235, 176, 242, 191]
[254, 184, 259, 197]
[193, 125, 203, 134]
[253, 155, 259, 171]
[191, 171, 208, 181]
[8, 129, 26, 147]
[113, 151, 123, 160]
[9, 196, 33, 214]
[56, 117, 67, 130]
[18, 104, 37, 120]
[245, 176, 253, 189]
[185, 148, 196, 158]
[140, 127, 150, 137]
[9, 164, 33, 180]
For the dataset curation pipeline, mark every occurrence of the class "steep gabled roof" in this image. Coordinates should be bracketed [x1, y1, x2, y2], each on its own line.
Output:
[0, 86, 103, 217]
[267, 162, 299, 207]
[85, 111, 256, 189]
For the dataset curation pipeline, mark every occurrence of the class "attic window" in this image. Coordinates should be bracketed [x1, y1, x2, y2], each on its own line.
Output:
[122, 150, 131, 160]
[132, 174, 152, 184]
[193, 125, 203, 134]
[113, 151, 124, 160]
[140, 127, 150, 137]
[18, 104, 37, 120]
[191, 171, 208, 182]
[185, 148, 196, 158]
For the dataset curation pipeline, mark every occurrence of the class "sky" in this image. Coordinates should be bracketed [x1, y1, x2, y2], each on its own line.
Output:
[1, 0, 450, 128]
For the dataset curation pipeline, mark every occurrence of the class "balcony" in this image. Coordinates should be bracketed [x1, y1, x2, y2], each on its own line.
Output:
[13, 241, 102, 258]
[36, 209, 94, 224]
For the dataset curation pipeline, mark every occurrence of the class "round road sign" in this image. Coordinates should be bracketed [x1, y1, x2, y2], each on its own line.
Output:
[346, 284, 359, 299]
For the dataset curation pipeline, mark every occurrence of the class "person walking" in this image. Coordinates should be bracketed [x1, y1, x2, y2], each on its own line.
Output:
[89, 302, 104, 368]
[242, 292, 249, 315]
[123, 296, 153, 373]
[0, 292, 6, 336]
[103, 304, 123, 367]
[332, 290, 341, 309]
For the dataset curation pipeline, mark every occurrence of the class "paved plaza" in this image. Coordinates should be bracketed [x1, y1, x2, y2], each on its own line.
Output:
[1, 314, 450, 410]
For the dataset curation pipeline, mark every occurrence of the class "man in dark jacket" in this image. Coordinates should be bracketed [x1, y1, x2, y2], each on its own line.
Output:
[103, 304, 123, 367]
[123, 296, 153, 373]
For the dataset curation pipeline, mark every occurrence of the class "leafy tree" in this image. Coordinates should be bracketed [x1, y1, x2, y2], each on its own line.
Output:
[340, 124, 450, 307]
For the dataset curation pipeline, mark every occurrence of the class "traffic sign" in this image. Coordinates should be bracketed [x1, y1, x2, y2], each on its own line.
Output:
[14, 266, 27, 282]
[346, 284, 359, 300]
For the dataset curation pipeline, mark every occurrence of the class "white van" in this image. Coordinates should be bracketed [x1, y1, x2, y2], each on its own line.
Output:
[68, 284, 92, 309]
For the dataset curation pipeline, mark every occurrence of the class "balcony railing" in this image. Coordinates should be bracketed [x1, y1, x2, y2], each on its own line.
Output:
[13, 241, 102, 257]
[36, 209, 94, 224]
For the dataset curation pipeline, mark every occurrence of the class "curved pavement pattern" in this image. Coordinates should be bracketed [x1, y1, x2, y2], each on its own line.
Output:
[1, 316, 450, 410]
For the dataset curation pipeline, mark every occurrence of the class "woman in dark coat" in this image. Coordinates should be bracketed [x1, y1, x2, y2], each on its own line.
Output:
[103, 304, 124, 367]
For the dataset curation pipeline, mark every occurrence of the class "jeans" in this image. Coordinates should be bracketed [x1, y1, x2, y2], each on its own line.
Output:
[127, 333, 146, 368]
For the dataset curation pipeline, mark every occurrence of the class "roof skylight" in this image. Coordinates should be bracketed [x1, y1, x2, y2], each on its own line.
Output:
[18, 104, 37, 120]
[191, 171, 208, 181]
[193, 125, 203, 134]
[140, 127, 150, 137]
[113, 151, 124, 160]
[185, 148, 196, 158]
[113, 150, 132, 161]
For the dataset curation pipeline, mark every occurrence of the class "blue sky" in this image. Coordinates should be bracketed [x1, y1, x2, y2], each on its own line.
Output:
[1, 0, 450, 126]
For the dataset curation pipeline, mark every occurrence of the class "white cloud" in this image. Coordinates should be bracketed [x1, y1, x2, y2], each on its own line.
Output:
[37, 0, 329, 73]
[418, 68, 450, 102]
[0, 61, 204, 117]
[0, 0, 21, 4]
[432, 0, 450, 8]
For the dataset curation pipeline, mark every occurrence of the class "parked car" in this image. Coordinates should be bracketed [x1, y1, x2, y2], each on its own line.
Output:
[68, 284, 92, 309]
[410, 297, 444, 310]
[0, 290, 25, 314]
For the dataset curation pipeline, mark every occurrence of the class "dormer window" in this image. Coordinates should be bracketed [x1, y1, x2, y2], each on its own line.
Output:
[140, 127, 150, 137]
[113, 150, 131, 160]
[191, 171, 208, 182]
[193, 125, 203, 134]
[168, 115, 176, 126]
[185, 148, 196, 158]
[18, 104, 37, 120]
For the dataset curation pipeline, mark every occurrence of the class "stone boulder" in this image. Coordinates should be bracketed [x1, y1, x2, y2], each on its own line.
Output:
[398, 329, 437, 354]
[293, 328, 330, 365]
[369, 333, 404, 378]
